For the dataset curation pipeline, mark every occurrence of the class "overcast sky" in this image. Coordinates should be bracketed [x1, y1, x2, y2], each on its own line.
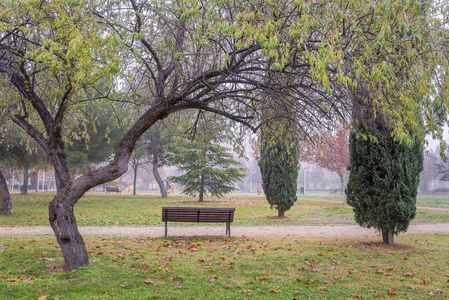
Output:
[426, 125, 449, 150]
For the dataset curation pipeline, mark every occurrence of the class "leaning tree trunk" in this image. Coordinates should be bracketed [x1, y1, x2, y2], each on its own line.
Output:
[382, 230, 394, 245]
[45, 102, 173, 271]
[152, 154, 167, 198]
[49, 189, 89, 270]
[9, 57, 186, 271]
[21, 167, 29, 195]
[0, 169, 12, 215]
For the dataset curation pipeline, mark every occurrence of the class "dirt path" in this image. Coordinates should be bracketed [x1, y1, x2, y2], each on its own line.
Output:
[1, 223, 449, 238]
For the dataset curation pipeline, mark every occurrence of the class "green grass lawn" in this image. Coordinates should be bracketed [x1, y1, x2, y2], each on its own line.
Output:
[1, 192, 448, 227]
[1, 192, 449, 299]
[417, 194, 449, 208]
[1, 234, 449, 299]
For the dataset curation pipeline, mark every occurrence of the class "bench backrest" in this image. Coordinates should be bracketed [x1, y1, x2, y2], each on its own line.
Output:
[162, 206, 235, 223]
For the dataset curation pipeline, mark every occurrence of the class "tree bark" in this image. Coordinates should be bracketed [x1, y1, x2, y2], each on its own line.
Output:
[382, 230, 394, 245]
[21, 167, 29, 195]
[152, 154, 167, 198]
[49, 191, 88, 270]
[199, 174, 205, 202]
[55, 175, 60, 192]
[0, 169, 12, 215]
[278, 209, 285, 217]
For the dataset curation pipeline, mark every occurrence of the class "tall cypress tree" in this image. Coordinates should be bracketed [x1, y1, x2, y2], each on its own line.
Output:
[346, 0, 428, 245]
[259, 126, 299, 217]
[346, 130, 423, 244]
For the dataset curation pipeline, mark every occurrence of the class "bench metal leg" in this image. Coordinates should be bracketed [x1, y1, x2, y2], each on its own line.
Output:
[226, 222, 231, 236]
[165, 220, 168, 237]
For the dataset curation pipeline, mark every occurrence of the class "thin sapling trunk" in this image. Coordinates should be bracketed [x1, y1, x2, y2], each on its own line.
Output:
[21, 167, 29, 195]
[152, 154, 167, 198]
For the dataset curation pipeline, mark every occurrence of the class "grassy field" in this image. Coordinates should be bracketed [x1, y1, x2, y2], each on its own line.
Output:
[1, 192, 449, 299]
[0, 192, 448, 227]
[1, 234, 449, 299]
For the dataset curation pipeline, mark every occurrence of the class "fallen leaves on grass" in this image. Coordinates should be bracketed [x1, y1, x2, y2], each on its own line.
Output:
[255, 276, 268, 281]
[42, 257, 55, 262]
[350, 293, 362, 298]
[386, 288, 397, 295]
[8, 283, 20, 286]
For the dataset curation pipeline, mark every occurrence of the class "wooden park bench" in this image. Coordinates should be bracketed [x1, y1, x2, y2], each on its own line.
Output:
[105, 186, 121, 194]
[162, 206, 235, 237]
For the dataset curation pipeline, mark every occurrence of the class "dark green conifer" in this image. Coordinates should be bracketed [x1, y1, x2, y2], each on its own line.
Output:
[346, 131, 423, 244]
[168, 140, 246, 202]
[259, 126, 299, 217]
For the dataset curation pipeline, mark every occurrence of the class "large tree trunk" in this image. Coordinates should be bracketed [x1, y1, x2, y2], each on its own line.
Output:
[382, 230, 394, 245]
[199, 174, 205, 202]
[278, 209, 285, 217]
[55, 175, 60, 192]
[44, 102, 171, 270]
[10, 64, 183, 271]
[49, 191, 88, 270]
[21, 167, 29, 195]
[0, 169, 12, 215]
[152, 154, 167, 198]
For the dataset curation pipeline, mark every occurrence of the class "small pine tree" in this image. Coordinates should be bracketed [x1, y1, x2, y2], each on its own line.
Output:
[259, 127, 299, 217]
[168, 141, 246, 202]
[346, 132, 423, 244]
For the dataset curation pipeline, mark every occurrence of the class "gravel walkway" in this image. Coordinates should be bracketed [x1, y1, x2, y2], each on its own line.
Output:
[1, 223, 449, 238]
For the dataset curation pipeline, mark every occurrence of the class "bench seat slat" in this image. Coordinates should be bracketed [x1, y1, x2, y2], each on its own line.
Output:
[162, 206, 235, 237]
